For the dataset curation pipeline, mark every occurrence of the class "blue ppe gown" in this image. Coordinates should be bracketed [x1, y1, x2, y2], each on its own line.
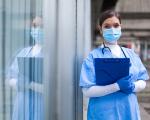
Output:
[7, 47, 44, 120]
[80, 46, 149, 120]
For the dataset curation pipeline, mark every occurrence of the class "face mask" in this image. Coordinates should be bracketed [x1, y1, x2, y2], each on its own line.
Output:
[31, 27, 44, 44]
[102, 27, 121, 43]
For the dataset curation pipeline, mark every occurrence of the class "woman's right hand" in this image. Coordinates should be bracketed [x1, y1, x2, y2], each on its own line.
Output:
[116, 75, 136, 94]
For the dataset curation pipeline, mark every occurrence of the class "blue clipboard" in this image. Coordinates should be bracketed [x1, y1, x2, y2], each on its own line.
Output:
[94, 58, 130, 85]
[17, 57, 43, 83]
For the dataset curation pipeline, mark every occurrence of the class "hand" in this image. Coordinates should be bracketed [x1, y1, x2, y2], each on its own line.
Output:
[117, 75, 136, 94]
[8, 78, 17, 90]
[30, 82, 43, 93]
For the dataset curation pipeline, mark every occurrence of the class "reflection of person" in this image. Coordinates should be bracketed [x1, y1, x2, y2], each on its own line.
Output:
[7, 16, 44, 120]
[80, 10, 149, 120]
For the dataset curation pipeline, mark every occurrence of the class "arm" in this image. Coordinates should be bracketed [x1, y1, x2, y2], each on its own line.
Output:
[82, 83, 120, 97]
[82, 78, 146, 97]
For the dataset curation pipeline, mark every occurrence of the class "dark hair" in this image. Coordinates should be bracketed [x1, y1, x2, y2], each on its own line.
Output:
[99, 10, 121, 27]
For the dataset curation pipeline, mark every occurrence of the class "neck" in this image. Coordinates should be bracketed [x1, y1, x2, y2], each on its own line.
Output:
[33, 44, 42, 49]
[104, 41, 118, 46]
[104, 42, 119, 48]
[103, 42, 121, 57]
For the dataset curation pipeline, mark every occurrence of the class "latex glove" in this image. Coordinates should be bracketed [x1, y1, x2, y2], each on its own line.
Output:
[117, 75, 135, 94]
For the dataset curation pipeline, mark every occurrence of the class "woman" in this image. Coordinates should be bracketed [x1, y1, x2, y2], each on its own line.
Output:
[7, 16, 44, 120]
[80, 10, 149, 120]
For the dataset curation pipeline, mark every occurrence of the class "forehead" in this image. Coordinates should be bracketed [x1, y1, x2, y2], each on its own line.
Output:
[102, 16, 120, 25]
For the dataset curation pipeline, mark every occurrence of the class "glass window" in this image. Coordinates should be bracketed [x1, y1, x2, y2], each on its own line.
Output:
[0, 0, 44, 120]
[0, 0, 85, 119]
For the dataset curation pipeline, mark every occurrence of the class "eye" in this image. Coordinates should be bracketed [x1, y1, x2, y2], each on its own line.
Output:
[103, 25, 111, 29]
[113, 23, 120, 28]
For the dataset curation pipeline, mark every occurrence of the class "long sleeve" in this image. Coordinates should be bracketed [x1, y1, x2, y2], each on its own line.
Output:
[6, 57, 19, 89]
[82, 83, 120, 97]
[133, 80, 146, 92]
[7, 57, 19, 80]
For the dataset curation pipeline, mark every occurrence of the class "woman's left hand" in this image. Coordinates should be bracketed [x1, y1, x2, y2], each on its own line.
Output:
[117, 74, 137, 94]
[30, 81, 43, 93]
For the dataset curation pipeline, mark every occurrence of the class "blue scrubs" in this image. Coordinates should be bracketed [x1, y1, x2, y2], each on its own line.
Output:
[7, 47, 44, 120]
[80, 46, 149, 120]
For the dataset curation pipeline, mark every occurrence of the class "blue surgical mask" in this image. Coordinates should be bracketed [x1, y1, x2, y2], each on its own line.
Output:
[102, 27, 122, 43]
[31, 27, 44, 44]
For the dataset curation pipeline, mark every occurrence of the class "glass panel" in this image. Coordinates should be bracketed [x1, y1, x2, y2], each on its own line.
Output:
[0, 0, 44, 120]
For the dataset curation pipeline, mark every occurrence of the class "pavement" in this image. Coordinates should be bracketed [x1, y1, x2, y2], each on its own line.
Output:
[140, 103, 150, 120]
[138, 75, 150, 120]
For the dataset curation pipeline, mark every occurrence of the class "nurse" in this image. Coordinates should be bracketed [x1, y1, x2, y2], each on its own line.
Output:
[7, 16, 44, 120]
[80, 10, 149, 120]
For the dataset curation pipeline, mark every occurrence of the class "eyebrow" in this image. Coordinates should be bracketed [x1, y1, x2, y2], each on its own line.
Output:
[103, 22, 120, 25]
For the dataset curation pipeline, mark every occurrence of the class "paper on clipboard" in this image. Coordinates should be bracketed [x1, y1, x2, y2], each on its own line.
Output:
[17, 57, 43, 83]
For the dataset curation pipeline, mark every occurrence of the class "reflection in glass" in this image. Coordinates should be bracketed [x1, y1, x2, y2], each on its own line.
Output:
[7, 16, 44, 120]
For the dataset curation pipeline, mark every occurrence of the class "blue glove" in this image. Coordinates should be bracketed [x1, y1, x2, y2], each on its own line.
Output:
[117, 75, 135, 94]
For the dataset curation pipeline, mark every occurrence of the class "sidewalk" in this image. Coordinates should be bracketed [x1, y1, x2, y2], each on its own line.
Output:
[138, 80, 150, 120]
[140, 103, 150, 120]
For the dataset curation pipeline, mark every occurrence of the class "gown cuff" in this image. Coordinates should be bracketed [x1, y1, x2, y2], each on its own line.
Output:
[133, 80, 146, 92]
